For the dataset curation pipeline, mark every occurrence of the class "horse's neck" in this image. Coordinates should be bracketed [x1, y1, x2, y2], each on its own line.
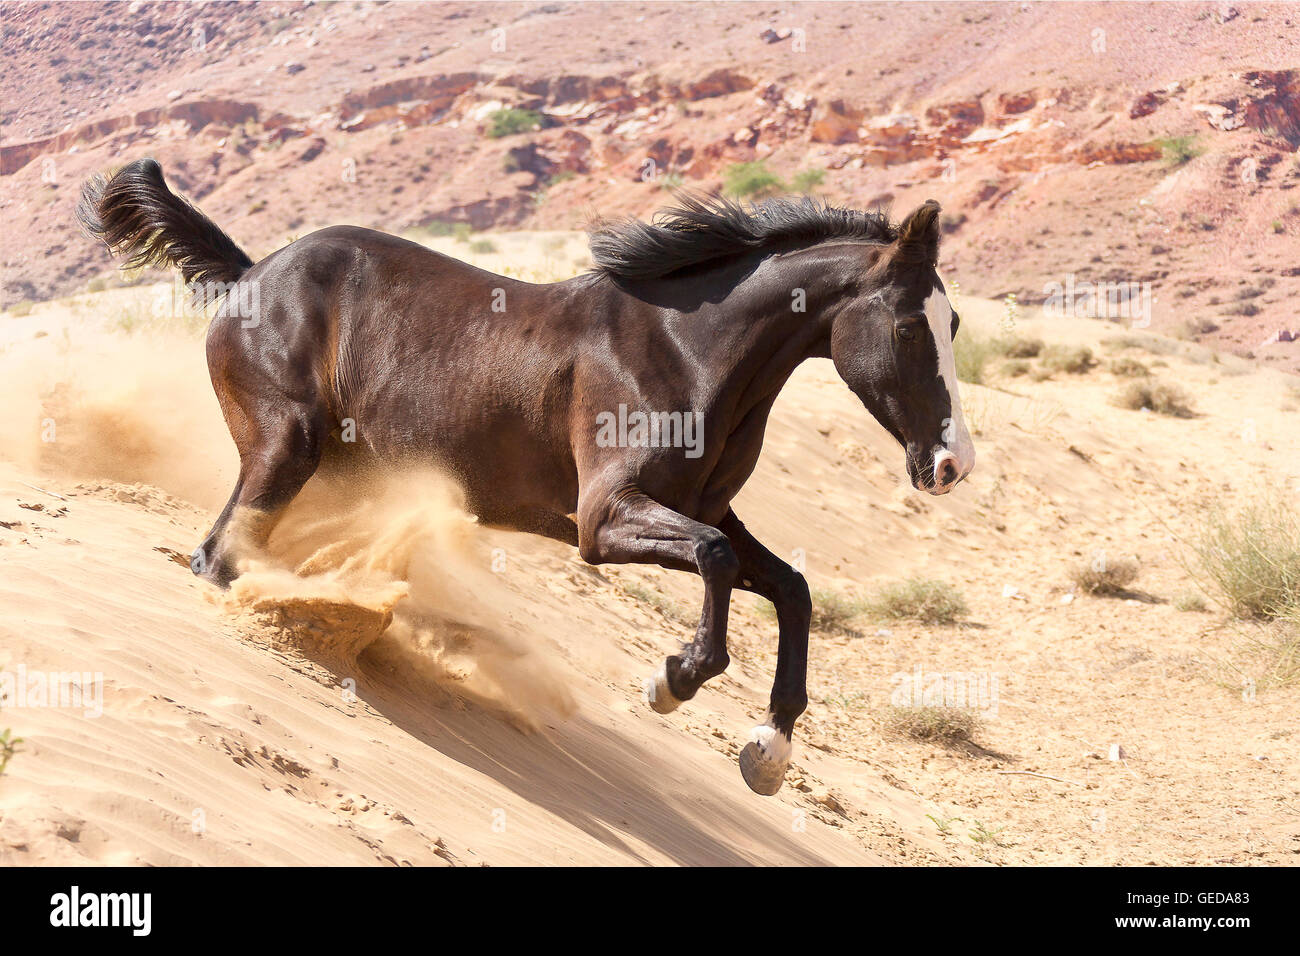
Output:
[698, 261, 838, 411]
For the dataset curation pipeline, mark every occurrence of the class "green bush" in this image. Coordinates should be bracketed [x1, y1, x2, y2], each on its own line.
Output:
[722, 161, 785, 198]
[1156, 135, 1203, 167]
[791, 168, 826, 193]
[486, 107, 541, 138]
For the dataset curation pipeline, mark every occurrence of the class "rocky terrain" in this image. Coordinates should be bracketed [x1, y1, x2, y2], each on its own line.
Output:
[2, 1, 1299, 368]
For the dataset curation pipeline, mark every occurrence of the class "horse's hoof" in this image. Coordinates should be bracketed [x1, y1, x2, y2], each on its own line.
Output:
[739, 724, 791, 796]
[642, 661, 682, 714]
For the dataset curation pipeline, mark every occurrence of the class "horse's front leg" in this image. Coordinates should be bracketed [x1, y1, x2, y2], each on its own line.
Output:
[719, 511, 811, 795]
[577, 488, 738, 713]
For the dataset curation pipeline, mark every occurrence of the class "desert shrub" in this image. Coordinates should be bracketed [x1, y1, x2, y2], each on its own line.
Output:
[1002, 359, 1030, 377]
[954, 333, 995, 385]
[1102, 334, 1180, 356]
[0, 728, 22, 776]
[1109, 357, 1150, 378]
[1040, 344, 1096, 374]
[1073, 557, 1139, 596]
[969, 820, 1009, 846]
[7, 300, 33, 317]
[1188, 498, 1300, 620]
[791, 168, 825, 193]
[1113, 380, 1195, 417]
[810, 588, 869, 635]
[1256, 607, 1300, 686]
[1156, 134, 1202, 167]
[486, 107, 541, 138]
[722, 160, 784, 198]
[885, 705, 981, 743]
[993, 335, 1044, 358]
[469, 239, 498, 254]
[1174, 592, 1208, 612]
[866, 578, 968, 625]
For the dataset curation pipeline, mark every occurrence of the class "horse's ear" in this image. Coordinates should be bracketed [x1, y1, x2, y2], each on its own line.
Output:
[894, 200, 941, 265]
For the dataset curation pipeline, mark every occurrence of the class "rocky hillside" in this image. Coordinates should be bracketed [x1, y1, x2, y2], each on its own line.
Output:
[2, 1, 1299, 368]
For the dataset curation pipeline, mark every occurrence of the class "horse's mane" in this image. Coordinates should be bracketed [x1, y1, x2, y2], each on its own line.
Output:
[588, 192, 898, 281]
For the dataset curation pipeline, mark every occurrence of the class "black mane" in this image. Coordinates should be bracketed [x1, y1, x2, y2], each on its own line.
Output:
[588, 192, 897, 281]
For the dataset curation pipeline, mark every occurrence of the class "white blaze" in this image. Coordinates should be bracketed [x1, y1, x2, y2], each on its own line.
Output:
[923, 287, 976, 486]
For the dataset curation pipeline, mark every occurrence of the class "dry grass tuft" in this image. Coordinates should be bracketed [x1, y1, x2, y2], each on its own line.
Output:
[866, 578, 969, 625]
[885, 705, 981, 743]
[1073, 558, 1139, 596]
[1113, 380, 1195, 417]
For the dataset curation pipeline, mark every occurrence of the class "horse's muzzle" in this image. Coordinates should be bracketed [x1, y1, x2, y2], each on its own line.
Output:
[925, 446, 974, 495]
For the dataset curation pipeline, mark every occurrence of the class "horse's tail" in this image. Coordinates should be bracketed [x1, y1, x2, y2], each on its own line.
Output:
[77, 158, 253, 286]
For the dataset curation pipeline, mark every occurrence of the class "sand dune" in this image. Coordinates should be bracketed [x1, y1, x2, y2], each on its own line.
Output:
[1, 245, 1297, 865]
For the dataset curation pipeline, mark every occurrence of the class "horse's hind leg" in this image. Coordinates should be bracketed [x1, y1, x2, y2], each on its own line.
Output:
[193, 404, 327, 587]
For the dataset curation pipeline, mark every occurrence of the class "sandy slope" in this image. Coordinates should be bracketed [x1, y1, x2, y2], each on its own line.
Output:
[0, 240, 1297, 865]
[0, 461, 903, 866]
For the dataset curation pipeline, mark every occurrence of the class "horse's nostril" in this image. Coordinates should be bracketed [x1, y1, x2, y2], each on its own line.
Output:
[940, 462, 958, 485]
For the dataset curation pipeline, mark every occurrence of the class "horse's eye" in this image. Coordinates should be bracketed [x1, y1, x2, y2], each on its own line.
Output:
[897, 325, 916, 342]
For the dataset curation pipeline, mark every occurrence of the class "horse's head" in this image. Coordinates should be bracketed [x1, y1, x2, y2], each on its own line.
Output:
[829, 200, 975, 495]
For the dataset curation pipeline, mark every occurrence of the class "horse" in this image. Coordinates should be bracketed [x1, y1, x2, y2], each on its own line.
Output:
[78, 158, 975, 795]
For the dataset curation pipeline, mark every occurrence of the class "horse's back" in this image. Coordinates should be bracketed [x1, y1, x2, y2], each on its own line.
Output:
[207, 224, 583, 509]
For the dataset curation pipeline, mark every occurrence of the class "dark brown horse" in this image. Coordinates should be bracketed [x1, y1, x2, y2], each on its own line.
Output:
[79, 159, 975, 795]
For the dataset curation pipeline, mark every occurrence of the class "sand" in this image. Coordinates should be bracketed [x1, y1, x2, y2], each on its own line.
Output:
[0, 237, 1297, 865]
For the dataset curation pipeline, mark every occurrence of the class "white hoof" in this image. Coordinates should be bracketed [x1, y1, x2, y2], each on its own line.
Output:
[642, 661, 682, 714]
[739, 723, 791, 796]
